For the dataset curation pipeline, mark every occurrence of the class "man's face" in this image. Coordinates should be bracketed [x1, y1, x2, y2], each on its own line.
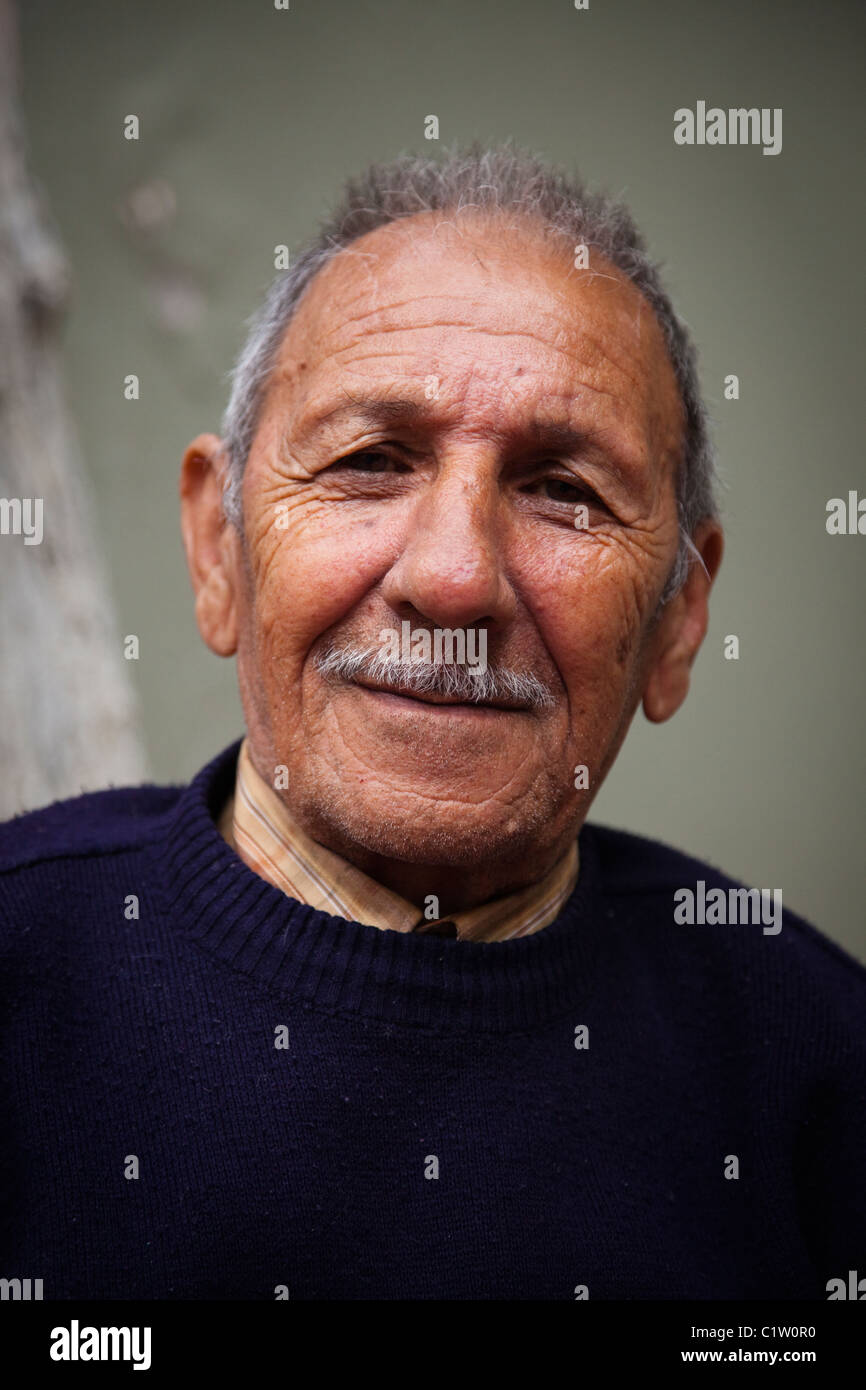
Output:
[185, 212, 712, 889]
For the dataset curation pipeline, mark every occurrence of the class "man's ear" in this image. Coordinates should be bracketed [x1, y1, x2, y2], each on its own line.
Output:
[179, 433, 242, 657]
[642, 519, 724, 723]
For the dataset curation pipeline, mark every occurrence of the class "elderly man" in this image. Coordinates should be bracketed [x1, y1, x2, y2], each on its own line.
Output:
[1, 147, 863, 1302]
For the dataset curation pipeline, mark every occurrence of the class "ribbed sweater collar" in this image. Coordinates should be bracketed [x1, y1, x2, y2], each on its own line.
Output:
[151, 740, 603, 1034]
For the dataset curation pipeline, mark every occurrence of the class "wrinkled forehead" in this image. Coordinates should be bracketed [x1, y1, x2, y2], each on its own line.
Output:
[262, 210, 684, 465]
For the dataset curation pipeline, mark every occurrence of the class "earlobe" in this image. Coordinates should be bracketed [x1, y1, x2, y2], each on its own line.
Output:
[642, 603, 692, 723]
[642, 519, 724, 724]
[179, 433, 240, 658]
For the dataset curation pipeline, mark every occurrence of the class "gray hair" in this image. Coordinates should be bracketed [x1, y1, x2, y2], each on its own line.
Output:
[220, 141, 719, 602]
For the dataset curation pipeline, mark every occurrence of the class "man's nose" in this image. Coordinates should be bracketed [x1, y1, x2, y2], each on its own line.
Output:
[380, 463, 517, 629]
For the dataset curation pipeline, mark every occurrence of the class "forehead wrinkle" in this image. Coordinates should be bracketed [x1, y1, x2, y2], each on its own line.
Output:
[300, 207, 666, 366]
[317, 298, 574, 351]
[314, 302, 664, 399]
[308, 234, 632, 342]
[288, 245, 668, 396]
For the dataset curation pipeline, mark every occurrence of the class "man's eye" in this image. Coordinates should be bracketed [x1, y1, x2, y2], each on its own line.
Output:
[332, 450, 407, 473]
[532, 476, 602, 507]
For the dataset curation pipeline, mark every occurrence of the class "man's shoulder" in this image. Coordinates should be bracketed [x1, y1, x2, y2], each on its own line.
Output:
[0, 781, 183, 878]
[586, 820, 866, 996]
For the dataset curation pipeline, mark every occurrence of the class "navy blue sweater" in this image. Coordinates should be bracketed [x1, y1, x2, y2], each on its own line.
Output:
[1, 740, 864, 1301]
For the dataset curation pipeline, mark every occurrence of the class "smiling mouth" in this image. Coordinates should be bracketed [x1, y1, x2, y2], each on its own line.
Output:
[353, 677, 530, 713]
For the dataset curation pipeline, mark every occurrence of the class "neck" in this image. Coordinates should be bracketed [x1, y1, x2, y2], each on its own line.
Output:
[300, 821, 574, 913]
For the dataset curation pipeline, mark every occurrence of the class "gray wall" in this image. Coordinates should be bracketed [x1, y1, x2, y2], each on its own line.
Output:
[19, 0, 866, 958]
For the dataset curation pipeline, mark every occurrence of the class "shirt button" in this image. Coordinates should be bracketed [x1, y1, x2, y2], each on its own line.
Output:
[414, 919, 459, 938]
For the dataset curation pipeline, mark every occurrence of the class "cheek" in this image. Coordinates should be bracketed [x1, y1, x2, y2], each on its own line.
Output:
[521, 537, 654, 704]
[244, 502, 395, 669]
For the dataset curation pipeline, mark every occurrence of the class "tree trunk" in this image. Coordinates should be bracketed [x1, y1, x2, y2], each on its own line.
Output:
[0, 0, 147, 818]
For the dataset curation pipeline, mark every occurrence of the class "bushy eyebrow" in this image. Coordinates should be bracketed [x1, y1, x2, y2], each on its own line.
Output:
[295, 392, 427, 438]
[524, 419, 591, 455]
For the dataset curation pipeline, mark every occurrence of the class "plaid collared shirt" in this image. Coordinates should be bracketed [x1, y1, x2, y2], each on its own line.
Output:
[218, 738, 579, 942]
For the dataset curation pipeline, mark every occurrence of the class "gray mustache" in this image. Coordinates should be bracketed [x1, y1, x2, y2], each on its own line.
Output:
[314, 640, 555, 710]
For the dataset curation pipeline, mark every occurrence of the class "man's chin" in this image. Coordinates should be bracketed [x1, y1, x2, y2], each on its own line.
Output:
[298, 784, 552, 874]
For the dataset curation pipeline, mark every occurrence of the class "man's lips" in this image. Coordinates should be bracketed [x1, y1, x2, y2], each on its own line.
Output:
[352, 676, 531, 713]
